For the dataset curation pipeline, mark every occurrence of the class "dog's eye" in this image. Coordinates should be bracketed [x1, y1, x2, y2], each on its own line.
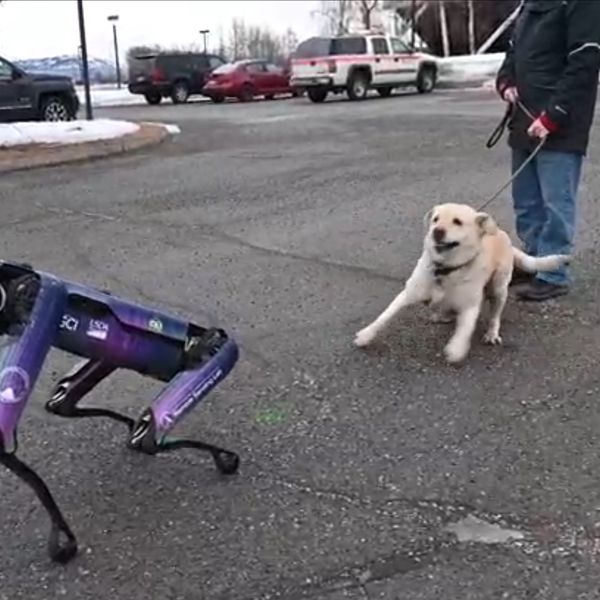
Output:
[432, 216, 439, 223]
[453, 218, 463, 226]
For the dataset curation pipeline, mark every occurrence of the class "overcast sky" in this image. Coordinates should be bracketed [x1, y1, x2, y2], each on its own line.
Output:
[0, 0, 323, 61]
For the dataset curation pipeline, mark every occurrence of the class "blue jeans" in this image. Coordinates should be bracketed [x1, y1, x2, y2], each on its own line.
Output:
[511, 148, 582, 286]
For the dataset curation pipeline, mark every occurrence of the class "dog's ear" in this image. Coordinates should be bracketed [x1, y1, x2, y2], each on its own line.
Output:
[423, 206, 436, 230]
[475, 212, 497, 235]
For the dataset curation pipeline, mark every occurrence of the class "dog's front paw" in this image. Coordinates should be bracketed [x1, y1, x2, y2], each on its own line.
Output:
[430, 310, 454, 324]
[482, 331, 502, 345]
[354, 327, 377, 348]
[444, 340, 469, 364]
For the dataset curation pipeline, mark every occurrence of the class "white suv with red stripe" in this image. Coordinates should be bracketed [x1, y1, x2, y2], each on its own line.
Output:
[291, 34, 438, 103]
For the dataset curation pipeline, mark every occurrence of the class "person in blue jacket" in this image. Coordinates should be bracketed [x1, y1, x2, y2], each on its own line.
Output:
[496, 0, 600, 301]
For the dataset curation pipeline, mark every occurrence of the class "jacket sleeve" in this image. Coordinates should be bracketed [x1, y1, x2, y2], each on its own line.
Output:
[543, 0, 600, 129]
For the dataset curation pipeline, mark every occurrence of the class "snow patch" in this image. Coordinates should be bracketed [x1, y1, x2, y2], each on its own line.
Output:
[445, 514, 526, 544]
[438, 52, 505, 84]
[76, 85, 147, 108]
[76, 85, 210, 108]
[0, 119, 140, 148]
[139, 121, 180, 135]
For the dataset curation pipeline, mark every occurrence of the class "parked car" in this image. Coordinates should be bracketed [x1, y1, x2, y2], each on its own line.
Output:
[0, 55, 80, 123]
[290, 34, 439, 103]
[202, 59, 298, 103]
[127, 52, 226, 105]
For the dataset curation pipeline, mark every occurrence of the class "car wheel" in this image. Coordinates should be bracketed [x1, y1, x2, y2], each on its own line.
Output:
[211, 95, 225, 104]
[238, 84, 254, 102]
[417, 67, 436, 94]
[307, 87, 328, 103]
[40, 96, 71, 122]
[171, 81, 190, 104]
[378, 87, 393, 98]
[347, 71, 369, 101]
[144, 93, 162, 105]
[265, 94, 274, 100]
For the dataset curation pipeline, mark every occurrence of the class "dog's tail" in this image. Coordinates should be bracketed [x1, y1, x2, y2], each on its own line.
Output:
[512, 248, 570, 273]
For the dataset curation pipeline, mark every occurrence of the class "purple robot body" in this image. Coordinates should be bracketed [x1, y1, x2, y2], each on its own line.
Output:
[0, 261, 241, 564]
[0, 274, 66, 450]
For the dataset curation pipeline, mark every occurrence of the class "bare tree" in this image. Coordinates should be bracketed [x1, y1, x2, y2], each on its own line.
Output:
[358, 0, 379, 29]
[216, 26, 227, 59]
[391, 0, 519, 56]
[229, 18, 248, 60]
[316, 0, 352, 35]
[225, 19, 297, 65]
[283, 28, 299, 58]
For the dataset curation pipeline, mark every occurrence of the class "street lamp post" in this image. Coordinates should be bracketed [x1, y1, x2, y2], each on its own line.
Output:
[199, 29, 210, 54]
[77, 0, 93, 120]
[410, 0, 416, 50]
[107, 14, 121, 89]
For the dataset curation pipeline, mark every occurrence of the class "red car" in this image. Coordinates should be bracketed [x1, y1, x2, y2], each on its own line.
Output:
[202, 59, 297, 103]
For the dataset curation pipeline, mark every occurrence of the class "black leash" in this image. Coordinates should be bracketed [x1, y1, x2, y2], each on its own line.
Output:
[479, 99, 547, 212]
[485, 102, 514, 149]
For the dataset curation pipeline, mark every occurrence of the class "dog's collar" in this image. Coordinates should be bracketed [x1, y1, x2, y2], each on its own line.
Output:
[432, 257, 475, 278]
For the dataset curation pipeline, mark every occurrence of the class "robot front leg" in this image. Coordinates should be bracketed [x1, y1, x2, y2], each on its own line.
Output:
[0, 272, 78, 563]
[128, 331, 241, 476]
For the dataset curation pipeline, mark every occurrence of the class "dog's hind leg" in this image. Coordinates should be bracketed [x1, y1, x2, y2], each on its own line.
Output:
[354, 258, 430, 347]
[483, 274, 510, 346]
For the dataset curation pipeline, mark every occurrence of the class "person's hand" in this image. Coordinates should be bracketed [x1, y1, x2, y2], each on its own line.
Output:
[502, 86, 518, 104]
[527, 118, 550, 139]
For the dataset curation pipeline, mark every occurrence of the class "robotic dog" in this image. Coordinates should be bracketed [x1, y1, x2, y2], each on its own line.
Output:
[0, 261, 240, 564]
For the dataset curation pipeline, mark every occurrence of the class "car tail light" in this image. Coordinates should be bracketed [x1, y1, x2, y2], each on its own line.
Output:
[327, 59, 337, 73]
[151, 67, 166, 82]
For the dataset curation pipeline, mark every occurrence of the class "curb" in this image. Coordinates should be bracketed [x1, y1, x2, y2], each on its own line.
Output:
[0, 122, 174, 174]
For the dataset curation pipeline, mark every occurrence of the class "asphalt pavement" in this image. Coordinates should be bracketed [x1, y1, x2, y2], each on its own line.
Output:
[2, 88, 600, 600]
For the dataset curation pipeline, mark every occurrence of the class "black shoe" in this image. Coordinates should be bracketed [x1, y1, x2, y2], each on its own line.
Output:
[516, 279, 569, 302]
[509, 268, 535, 287]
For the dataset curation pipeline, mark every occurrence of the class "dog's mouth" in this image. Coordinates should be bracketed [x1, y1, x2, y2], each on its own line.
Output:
[434, 241, 460, 253]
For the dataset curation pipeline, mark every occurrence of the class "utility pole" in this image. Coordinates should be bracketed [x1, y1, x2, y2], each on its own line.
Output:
[439, 0, 450, 57]
[77, 0, 93, 120]
[199, 29, 210, 54]
[107, 15, 121, 89]
[410, 0, 416, 50]
[467, 0, 475, 54]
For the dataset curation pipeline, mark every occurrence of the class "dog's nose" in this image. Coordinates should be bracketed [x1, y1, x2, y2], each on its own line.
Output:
[432, 227, 446, 243]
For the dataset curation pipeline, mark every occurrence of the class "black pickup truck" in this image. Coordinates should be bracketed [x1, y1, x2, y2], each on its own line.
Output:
[0, 55, 80, 122]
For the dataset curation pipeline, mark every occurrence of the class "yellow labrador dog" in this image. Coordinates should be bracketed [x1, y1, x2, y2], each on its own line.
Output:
[354, 203, 570, 364]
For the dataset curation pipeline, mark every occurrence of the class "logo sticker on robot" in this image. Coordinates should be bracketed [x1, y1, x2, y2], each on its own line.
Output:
[0, 367, 30, 405]
[87, 319, 109, 341]
[59, 314, 79, 332]
[148, 317, 163, 333]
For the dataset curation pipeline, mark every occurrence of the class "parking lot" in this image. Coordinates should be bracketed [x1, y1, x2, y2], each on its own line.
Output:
[2, 89, 600, 599]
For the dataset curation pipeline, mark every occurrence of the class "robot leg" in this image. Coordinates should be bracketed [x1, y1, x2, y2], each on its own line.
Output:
[128, 329, 240, 475]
